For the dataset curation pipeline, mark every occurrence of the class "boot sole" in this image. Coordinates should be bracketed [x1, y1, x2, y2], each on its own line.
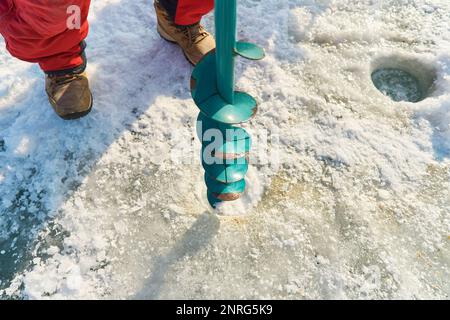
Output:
[59, 92, 94, 121]
[157, 24, 196, 66]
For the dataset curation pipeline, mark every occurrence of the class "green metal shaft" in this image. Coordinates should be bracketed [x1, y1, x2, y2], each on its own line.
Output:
[215, 0, 237, 105]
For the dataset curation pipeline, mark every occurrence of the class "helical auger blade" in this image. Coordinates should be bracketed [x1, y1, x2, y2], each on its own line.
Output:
[191, 0, 265, 208]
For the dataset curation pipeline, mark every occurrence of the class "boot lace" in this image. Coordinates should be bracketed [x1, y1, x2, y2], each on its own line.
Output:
[47, 73, 84, 94]
[177, 23, 209, 46]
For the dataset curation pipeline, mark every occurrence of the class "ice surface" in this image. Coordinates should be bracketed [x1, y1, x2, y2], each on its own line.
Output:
[0, 0, 449, 299]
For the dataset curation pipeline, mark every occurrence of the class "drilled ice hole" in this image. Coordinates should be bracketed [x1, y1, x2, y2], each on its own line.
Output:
[371, 55, 436, 103]
[372, 69, 422, 102]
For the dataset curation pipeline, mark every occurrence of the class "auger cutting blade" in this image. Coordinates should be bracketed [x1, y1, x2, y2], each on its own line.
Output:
[197, 114, 252, 158]
[235, 42, 265, 60]
[205, 173, 246, 201]
[191, 50, 258, 125]
[201, 157, 249, 184]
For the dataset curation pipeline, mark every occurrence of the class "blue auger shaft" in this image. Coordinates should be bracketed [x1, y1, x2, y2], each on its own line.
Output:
[215, 0, 237, 104]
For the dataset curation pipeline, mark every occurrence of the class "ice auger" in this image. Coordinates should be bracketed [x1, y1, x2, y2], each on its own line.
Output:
[191, 0, 265, 208]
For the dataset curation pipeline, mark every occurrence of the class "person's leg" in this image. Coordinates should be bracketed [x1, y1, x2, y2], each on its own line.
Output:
[154, 0, 215, 65]
[1, 0, 90, 73]
[158, 0, 214, 26]
[0, 0, 93, 119]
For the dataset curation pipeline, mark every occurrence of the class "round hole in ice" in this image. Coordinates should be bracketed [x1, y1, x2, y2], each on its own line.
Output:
[370, 55, 436, 103]
[371, 68, 422, 102]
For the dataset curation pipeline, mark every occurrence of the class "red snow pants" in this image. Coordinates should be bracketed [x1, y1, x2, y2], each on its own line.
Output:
[159, 0, 214, 26]
[0, 0, 91, 73]
[0, 0, 213, 73]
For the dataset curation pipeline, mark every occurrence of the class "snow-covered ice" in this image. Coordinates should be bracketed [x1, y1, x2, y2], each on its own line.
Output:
[0, 0, 449, 299]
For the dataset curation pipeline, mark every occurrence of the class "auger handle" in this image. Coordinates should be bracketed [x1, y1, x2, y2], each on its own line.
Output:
[215, 0, 237, 105]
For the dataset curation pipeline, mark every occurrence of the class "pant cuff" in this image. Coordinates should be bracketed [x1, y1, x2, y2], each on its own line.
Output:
[45, 41, 87, 76]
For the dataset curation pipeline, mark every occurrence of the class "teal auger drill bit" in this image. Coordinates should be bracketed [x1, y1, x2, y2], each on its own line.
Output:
[191, 0, 265, 208]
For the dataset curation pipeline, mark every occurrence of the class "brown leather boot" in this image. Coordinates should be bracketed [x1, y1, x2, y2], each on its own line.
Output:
[154, 0, 215, 65]
[45, 72, 93, 120]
